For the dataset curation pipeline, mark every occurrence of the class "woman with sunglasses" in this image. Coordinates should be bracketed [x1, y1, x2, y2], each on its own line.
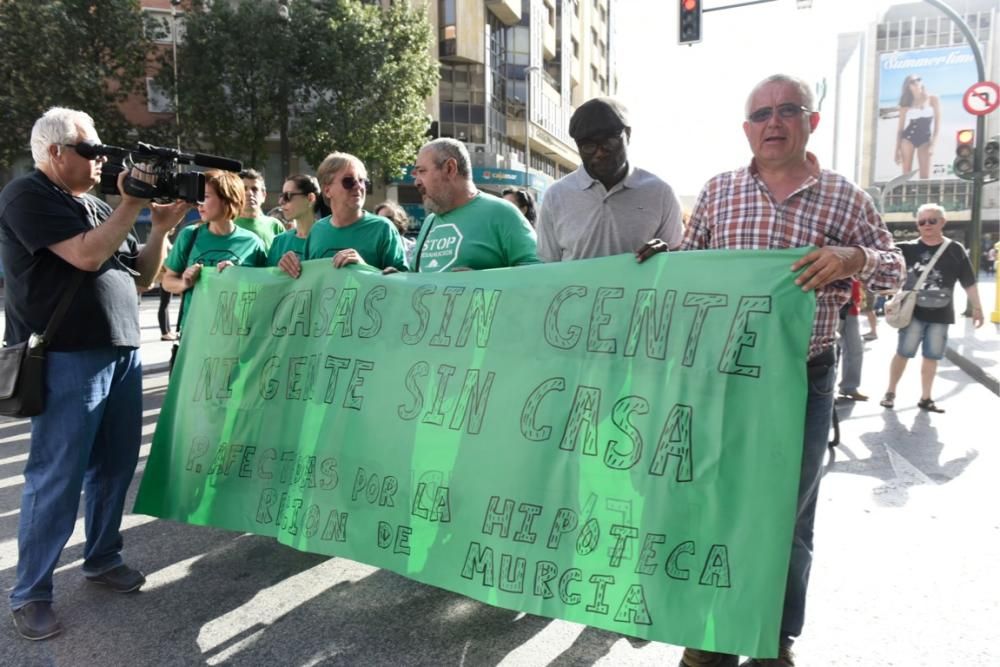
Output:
[277, 152, 407, 278]
[266, 174, 320, 266]
[894, 74, 940, 179]
[161, 170, 267, 334]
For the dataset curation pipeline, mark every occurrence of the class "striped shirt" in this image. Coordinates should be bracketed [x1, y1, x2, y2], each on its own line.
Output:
[682, 153, 904, 359]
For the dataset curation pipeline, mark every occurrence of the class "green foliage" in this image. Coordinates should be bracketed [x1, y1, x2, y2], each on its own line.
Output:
[161, 0, 438, 180]
[0, 0, 155, 169]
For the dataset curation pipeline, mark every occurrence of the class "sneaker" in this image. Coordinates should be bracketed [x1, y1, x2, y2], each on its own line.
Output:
[84, 564, 146, 593]
[160, 332, 178, 341]
[679, 648, 739, 667]
[862, 332, 878, 341]
[741, 645, 795, 666]
[11, 601, 62, 641]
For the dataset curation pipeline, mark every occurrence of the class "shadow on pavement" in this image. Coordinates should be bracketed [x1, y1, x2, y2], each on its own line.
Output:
[825, 405, 978, 507]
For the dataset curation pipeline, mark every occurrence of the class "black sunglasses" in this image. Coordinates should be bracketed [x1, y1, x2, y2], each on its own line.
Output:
[577, 132, 625, 156]
[340, 176, 371, 191]
[917, 218, 940, 226]
[278, 191, 306, 203]
[747, 103, 812, 123]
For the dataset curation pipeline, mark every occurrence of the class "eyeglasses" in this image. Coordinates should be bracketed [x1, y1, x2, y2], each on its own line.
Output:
[747, 103, 812, 123]
[909, 77, 922, 84]
[60, 142, 104, 161]
[577, 132, 625, 156]
[917, 218, 940, 226]
[278, 191, 306, 203]
[340, 176, 371, 191]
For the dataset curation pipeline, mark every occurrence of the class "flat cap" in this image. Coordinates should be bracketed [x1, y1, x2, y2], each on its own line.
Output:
[569, 97, 630, 141]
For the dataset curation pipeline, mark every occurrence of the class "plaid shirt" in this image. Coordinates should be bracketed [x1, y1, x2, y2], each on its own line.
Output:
[682, 153, 904, 359]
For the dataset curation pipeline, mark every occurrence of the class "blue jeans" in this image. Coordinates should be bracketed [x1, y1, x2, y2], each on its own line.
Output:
[896, 317, 948, 360]
[837, 314, 863, 393]
[780, 352, 836, 645]
[10, 347, 143, 610]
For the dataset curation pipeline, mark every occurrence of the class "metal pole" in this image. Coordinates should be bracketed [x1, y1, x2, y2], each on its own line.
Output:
[923, 0, 986, 275]
[171, 2, 181, 149]
[524, 67, 534, 190]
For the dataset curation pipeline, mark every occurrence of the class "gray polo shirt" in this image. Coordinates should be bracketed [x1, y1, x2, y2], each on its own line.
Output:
[536, 165, 684, 261]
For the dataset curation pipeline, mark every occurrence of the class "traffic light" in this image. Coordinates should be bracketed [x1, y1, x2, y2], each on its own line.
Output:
[953, 129, 975, 181]
[985, 136, 999, 182]
[679, 0, 702, 45]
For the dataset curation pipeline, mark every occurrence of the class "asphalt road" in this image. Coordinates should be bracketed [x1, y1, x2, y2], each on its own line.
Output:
[0, 296, 997, 666]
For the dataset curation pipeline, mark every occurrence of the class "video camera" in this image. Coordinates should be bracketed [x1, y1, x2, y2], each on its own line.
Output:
[76, 141, 243, 204]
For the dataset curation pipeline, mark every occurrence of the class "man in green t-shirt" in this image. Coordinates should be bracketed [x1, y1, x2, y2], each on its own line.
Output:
[405, 138, 539, 273]
[233, 168, 285, 251]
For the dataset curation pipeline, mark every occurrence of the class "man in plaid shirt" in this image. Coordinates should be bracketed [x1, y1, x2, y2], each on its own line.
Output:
[667, 75, 905, 667]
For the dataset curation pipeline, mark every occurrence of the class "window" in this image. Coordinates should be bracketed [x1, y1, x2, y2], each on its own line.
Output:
[146, 78, 173, 114]
[439, 0, 457, 57]
[143, 8, 183, 44]
[591, 65, 598, 82]
[591, 27, 598, 47]
[571, 37, 579, 58]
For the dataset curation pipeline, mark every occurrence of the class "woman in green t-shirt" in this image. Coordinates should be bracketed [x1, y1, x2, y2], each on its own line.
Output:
[276, 152, 407, 278]
[161, 170, 267, 332]
[267, 174, 321, 266]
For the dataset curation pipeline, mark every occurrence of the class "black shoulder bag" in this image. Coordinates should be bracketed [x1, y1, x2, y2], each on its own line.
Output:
[0, 271, 86, 418]
[168, 224, 203, 375]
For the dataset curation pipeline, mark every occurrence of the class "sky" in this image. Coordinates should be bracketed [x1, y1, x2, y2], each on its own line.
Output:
[615, 0, 899, 200]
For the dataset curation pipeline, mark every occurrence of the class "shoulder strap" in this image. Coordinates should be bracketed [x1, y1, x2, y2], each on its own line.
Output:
[183, 224, 204, 266]
[38, 270, 86, 346]
[913, 238, 950, 292]
[175, 224, 204, 333]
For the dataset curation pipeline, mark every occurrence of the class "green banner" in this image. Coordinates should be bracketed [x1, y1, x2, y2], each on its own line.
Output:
[135, 249, 815, 657]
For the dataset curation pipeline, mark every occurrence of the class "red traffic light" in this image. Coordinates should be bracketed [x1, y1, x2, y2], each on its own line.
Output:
[679, 0, 702, 45]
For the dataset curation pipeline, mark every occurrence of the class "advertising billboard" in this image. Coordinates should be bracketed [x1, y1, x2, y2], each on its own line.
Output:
[874, 45, 978, 183]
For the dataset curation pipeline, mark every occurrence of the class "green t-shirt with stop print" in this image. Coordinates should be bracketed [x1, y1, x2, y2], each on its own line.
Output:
[412, 192, 540, 272]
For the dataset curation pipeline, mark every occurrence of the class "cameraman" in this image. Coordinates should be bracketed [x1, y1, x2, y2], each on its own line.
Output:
[0, 107, 190, 641]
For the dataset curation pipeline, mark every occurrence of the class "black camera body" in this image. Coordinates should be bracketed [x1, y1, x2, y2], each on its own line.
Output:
[85, 142, 242, 204]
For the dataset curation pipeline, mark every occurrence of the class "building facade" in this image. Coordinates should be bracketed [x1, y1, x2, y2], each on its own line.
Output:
[832, 0, 998, 257]
[384, 0, 618, 222]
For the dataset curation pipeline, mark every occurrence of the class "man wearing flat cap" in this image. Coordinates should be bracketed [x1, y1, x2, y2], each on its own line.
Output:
[536, 97, 683, 262]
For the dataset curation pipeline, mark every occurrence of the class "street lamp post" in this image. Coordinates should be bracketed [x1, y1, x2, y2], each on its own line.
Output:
[170, 0, 182, 149]
[278, 0, 292, 179]
[524, 65, 540, 191]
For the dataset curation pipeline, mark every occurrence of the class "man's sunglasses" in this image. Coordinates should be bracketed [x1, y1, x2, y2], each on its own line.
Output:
[339, 176, 371, 191]
[278, 191, 306, 203]
[747, 103, 812, 123]
[917, 218, 941, 226]
[577, 132, 625, 156]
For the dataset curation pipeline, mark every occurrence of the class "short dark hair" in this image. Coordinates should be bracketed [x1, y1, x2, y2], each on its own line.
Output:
[239, 168, 265, 189]
[501, 188, 536, 224]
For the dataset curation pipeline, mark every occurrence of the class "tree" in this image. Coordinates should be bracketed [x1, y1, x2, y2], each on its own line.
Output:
[0, 0, 156, 170]
[161, 0, 438, 181]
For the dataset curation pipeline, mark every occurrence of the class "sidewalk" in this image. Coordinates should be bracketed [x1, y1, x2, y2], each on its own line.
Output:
[944, 273, 999, 395]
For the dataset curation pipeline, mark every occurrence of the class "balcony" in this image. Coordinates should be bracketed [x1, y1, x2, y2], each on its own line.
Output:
[486, 0, 520, 26]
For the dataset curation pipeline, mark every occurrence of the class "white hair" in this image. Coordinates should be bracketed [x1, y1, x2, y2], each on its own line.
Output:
[30, 107, 97, 168]
[745, 74, 815, 118]
[916, 202, 947, 220]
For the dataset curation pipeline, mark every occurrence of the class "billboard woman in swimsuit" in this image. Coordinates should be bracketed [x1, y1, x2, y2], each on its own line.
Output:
[894, 74, 941, 179]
